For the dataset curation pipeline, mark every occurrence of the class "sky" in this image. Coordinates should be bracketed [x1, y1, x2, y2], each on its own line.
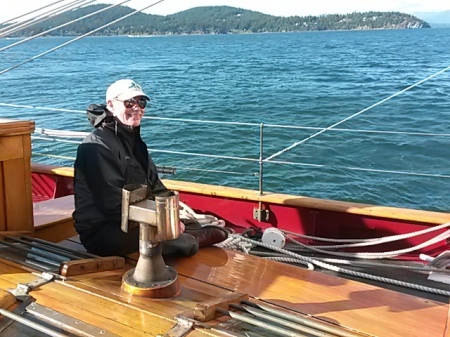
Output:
[2, 0, 450, 23]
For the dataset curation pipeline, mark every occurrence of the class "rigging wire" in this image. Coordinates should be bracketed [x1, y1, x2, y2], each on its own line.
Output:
[264, 63, 450, 162]
[0, 0, 133, 52]
[267, 158, 450, 179]
[31, 132, 450, 180]
[2, 103, 450, 138]
[0, 0, 94, 38]
[0, 0, 67, 26]
[146, 148, 258, 162]
[265, 124, 450, 137]
[0, 0, 165, 75]
[31, 150, 259, 177]
[1, 103, 449, 179]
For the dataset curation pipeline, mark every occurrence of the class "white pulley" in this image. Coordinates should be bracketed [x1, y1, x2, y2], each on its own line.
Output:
[261, 228, 286, 248]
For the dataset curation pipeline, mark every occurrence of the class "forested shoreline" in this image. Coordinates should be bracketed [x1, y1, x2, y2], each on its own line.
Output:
[5, 5, 430, 37]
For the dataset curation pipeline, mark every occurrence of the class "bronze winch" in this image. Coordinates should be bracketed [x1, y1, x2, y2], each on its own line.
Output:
[120, 184, 181, 298]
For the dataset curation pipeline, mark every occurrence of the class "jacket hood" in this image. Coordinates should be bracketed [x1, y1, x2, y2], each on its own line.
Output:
[86, 103, 113, 128]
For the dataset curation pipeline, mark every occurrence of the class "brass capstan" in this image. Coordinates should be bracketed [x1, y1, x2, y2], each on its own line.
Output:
[120, 184, 180, 298]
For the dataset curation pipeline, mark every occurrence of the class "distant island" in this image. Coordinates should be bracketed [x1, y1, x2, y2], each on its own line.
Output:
[5, 5, 430, 37]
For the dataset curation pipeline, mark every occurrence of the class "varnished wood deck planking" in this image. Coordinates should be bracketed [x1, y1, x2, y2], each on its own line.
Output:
[56, 239, 449, 336]
[1, 242, 447, 336]
[170, 247, 448, 337]
[0, 258, 216, 336]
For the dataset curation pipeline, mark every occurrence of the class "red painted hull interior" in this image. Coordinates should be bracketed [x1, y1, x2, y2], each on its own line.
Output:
[177, 192, 449, 257]
[31, 171, 450, 257]
[31, 172, 73, 202]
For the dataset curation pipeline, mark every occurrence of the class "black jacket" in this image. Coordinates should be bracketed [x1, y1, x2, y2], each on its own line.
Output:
[73, 107, 166, 233]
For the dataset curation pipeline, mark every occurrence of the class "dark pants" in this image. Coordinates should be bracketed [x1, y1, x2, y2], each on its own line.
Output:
[78, 223, 199, 257]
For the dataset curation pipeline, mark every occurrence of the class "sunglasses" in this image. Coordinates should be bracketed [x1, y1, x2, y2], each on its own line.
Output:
[116, 97, 148, 109]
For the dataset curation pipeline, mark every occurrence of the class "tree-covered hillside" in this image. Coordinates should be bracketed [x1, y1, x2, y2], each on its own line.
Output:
[7, 5, 430, 37]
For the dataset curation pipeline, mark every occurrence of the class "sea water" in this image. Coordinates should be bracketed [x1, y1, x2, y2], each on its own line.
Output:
[1, 29, 450, 211]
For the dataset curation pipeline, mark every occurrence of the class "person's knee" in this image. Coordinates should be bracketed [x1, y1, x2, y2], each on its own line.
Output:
[162, 233, 199, 256]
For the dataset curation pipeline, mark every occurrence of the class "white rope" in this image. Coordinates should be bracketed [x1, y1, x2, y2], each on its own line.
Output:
[282, 223, 450, 243]
[215, 235, 254, 254]
[282, 222, 450, 248]
[179, 201, 226, 227]
[251, 251, 450, 273]
[285, 230, 450, 259]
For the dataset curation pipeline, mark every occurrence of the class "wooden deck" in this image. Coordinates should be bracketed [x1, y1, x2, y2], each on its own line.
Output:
[0, 242, 448, 337]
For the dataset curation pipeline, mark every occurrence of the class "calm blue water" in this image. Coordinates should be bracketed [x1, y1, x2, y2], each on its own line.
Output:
[1, 29, 450, 211]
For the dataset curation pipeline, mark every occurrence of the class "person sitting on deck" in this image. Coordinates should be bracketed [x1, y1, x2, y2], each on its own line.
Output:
[72, 79, 228, 257]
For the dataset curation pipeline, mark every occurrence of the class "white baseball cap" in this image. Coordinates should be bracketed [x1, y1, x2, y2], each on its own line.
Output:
[106, 79, 150, 102]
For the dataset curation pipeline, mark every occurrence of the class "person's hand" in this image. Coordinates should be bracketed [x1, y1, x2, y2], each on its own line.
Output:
[179, 222, 185, 233]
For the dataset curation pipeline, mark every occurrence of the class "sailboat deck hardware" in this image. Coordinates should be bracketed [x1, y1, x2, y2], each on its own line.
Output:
[26, 302, 120, 337]
[8, 272, 57, 301]
[158, 316, 210, 337]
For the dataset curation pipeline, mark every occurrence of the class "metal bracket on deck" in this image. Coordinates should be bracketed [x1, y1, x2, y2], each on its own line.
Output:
[157, 316, 210, 337]
[2, 271, 119, 337]
[159, 292, 247, 337]
[26, 302, 119, 337]
[8, 272, 58, 301]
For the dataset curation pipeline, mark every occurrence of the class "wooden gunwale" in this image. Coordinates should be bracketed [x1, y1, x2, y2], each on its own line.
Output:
[31, 163, 450, 225]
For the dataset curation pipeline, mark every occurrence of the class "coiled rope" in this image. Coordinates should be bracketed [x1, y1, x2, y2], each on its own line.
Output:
[179, 201, 226, 227]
